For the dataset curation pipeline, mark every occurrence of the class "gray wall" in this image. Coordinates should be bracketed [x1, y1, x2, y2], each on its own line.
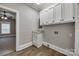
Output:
[0, 3, 39, 45]
[0, 36, 16, 51]
[43, 23, 75, 50]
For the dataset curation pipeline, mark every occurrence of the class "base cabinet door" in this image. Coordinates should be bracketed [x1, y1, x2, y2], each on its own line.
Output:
[32, 32, 43, 48]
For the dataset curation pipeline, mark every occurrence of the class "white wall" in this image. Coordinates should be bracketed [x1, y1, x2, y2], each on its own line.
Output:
[43, 23, 75, 52]
[0, 3, 39, 46]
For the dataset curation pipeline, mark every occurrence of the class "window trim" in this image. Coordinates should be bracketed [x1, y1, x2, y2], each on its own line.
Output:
[1, 22, 11, 34]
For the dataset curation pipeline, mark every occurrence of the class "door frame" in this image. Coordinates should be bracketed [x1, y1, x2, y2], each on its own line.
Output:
[0, 5, 19, 51]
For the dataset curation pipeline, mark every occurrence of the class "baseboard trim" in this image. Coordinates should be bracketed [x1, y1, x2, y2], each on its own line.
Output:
[43, 42, 75, 56]
[16, 41, 75, 55]
[16, 42, 32, 51]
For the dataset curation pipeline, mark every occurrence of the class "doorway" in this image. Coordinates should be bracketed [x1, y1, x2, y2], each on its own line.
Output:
[0, 5, 19, 55]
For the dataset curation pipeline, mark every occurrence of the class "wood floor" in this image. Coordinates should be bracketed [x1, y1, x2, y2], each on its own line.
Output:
[5, 45, 65, 56]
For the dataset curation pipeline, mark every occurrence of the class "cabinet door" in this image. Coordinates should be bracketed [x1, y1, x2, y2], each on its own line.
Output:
[40, 12, 46, 25]
[37, 33, 43, 46]
[40, 8, 54, 25]
[44, 11, 49, 25]
[47, 8, 54, 24]
[62, 3, 74, 21]
[40, 13, 43, 25]
[54, 4, 62, 22]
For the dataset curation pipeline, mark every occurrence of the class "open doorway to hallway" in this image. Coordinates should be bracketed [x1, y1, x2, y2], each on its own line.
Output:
[0, 7, 16, 55]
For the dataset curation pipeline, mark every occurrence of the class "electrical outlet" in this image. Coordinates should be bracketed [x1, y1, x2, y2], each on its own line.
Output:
[54, 31, 58, 35]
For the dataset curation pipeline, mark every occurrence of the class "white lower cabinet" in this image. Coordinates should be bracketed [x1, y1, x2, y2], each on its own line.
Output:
[32, 31, 43, 48]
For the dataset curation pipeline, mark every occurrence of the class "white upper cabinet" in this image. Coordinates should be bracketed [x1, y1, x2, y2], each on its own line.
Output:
[40, 7, 54, 25]
[40, 3, 75, 26]
[47, 8, 54, 24]
[53, 4, 62, 22]
[40, 11, 46, 25]
[61, 3, 75, 21]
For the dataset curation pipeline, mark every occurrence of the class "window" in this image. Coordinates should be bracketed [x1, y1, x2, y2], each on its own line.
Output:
[1, 23, 10, 34]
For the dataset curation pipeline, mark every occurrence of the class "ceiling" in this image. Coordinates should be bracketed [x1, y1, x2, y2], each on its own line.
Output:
[25, 3, 56, 12]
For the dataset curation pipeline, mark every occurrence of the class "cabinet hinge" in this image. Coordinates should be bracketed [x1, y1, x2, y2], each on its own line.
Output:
[73, 17, 75, 19]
